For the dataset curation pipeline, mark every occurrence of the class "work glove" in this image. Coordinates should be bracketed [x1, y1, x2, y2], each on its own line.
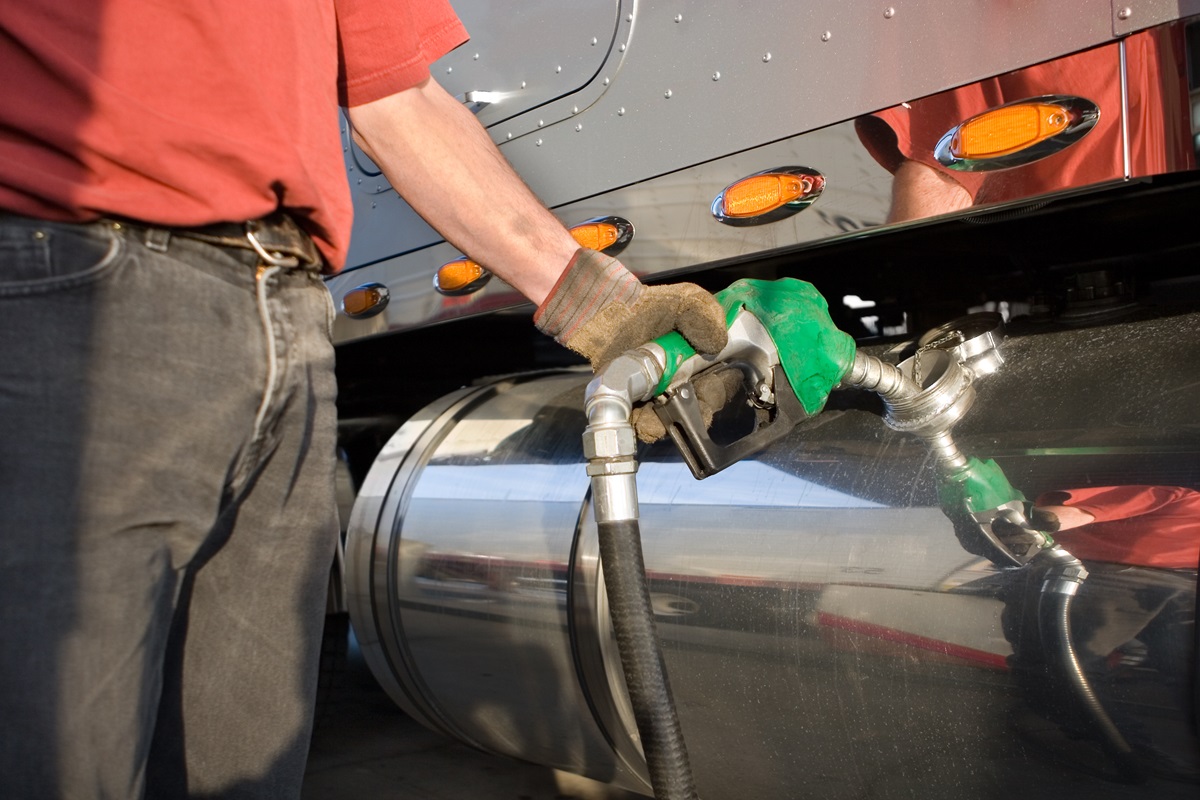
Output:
[630, 364, 746, 444]
[535, 248, 728, 370]
[535, 248, 730, 441]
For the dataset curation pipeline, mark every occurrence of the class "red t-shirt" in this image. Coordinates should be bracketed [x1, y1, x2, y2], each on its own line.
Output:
[1041, 485, 1200, 570]
[0, 1, 467, 269]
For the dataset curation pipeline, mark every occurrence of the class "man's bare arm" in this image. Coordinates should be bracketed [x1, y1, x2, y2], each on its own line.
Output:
[346, 76, 579, 305]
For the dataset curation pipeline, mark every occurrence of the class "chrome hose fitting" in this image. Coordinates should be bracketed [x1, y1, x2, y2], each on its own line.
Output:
[583, 347, 667, 523]
[844, 350, 976, 474]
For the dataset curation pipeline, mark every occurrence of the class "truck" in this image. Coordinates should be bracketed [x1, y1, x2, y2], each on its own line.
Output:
[325, 3, 1200, 797]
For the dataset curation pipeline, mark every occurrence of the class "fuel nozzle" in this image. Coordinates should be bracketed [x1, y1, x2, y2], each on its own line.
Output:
[647, 278, 857, 478]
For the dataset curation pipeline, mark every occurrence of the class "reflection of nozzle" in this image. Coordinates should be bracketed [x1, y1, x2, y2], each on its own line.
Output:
[847, 350, 1048, 565]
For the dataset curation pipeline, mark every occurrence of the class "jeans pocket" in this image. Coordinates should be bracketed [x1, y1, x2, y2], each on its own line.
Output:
[0, 221, 125, 296]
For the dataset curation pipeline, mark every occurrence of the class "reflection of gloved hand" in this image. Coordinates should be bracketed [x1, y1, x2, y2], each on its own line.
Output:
[993, 504, 1061, 554]
[534, 248, 728, 372]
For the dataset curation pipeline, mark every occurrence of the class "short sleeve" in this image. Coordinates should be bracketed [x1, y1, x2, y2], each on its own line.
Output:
[336, 0, 469, 107]
[1041, 485, 1193, 523]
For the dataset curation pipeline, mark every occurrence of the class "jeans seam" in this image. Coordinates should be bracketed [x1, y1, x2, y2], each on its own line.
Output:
[321, 279, 336, 340]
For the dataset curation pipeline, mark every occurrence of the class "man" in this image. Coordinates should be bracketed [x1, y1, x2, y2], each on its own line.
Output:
[0, 2, 727, 797]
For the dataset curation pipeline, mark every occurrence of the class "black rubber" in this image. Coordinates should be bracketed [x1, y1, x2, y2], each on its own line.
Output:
[597, 519, 699, 800]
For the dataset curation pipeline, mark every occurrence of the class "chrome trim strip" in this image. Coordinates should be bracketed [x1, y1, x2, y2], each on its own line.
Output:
[1120, 37, 1132, 179]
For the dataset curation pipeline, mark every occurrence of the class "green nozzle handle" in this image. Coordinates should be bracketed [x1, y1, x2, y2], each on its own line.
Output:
[653, 278, 856, 416]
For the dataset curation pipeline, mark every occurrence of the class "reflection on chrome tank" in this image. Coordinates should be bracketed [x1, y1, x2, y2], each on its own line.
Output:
[347, 310, 1200, 798]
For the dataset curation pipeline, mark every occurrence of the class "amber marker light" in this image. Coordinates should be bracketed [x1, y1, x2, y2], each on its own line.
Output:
[568, 216, 634, 256]
[951, 102, 1071, 159]
[434, 258, 492, 296]
[724, 174, 812, 217]
[935, 95, 1099, 172]
[570, 221, 619, 251]
[434, 217, 633, 296]
[341, 282, 390, 319]
[712, 167, 825, 226]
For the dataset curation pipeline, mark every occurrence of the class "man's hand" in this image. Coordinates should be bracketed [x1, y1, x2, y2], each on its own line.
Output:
[535, 248, 728, 372]
[631, 364, 745, 444]
[536, 249, 732, 443]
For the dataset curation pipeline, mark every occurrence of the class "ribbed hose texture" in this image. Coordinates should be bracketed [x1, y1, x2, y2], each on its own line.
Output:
[1040, 590, 1145, 783]
[597, 519, 699, 800]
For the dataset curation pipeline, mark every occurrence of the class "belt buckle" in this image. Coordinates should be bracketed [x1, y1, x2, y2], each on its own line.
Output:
[245, 220, 300, 268]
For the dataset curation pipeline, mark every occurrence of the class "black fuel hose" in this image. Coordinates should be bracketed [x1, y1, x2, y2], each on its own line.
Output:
[597, 518, 699, 800]
[1039, 564, 1144, 783]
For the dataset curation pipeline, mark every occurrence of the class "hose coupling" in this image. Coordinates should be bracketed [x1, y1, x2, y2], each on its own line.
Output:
[1038, 547, 1090, 596]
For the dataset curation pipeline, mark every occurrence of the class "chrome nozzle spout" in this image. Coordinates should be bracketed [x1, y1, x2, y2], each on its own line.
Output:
[843, 350, 974, 474]
[842, 351, 923, 402]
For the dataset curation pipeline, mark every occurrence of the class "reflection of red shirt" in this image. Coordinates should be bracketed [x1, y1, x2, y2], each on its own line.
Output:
[1040, 486, 1200, 570]
[856, 27, 1193, 204]
[0, 1, 468, 269]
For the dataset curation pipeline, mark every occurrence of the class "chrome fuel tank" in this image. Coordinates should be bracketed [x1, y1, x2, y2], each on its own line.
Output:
[347, 312, 1200, 798]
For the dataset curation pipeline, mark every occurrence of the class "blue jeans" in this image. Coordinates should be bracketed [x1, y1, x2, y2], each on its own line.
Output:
[0, 215, 339, 798]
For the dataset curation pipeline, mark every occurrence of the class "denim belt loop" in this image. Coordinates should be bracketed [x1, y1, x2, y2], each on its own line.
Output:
[144, 227, 171, 253]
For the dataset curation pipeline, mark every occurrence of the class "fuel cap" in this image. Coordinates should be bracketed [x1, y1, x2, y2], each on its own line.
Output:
[917, 312, 1006, 378]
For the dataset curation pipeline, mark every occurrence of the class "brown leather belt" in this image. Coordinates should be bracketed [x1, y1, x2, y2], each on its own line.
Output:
[117, 211, 323, 269]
